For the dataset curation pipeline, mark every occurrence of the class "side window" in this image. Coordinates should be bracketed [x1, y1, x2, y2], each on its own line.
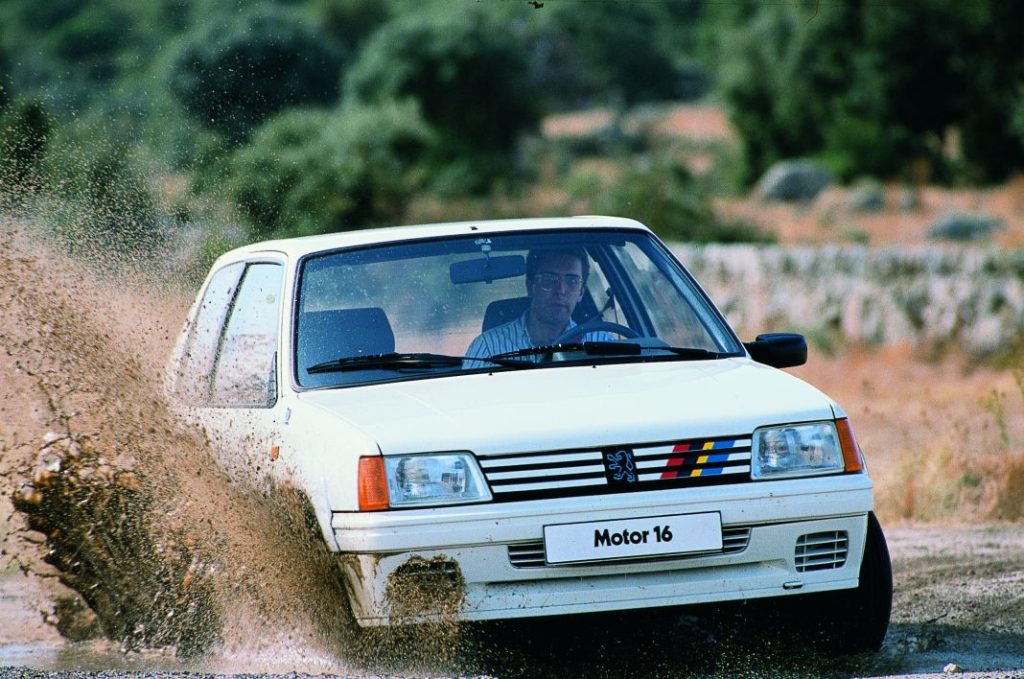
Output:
[172, 263, 244, 403]
[614, 242, 718, 350]
[210, 262, 284, 407]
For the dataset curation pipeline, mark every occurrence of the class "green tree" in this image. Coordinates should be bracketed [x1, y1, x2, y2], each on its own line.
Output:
[540, 0, 706, 106]
[0, 97, 53, 200]
[0, 0, 193, 116]
[319, 0, 396, 52]
[41, 3, 129, 82]
[0, 49, 10, 109]
[714, 0, 1024, 184]
[42, 118, 162, 256]
[579, 157, 770, 244]
[344, 4, 541, 192]
[170, 3, 346, 143]
[211, 101, 431, 240]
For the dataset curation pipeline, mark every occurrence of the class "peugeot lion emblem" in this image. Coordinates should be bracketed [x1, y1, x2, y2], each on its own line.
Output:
[604, 448, 637, 484]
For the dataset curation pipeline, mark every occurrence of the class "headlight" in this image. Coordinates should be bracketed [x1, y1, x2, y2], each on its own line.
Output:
[751, 422, 845, 480]
[383, 453, 492, 507]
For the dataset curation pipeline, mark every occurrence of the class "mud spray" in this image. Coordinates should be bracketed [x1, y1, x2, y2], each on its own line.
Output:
[0, 219, 470, 676]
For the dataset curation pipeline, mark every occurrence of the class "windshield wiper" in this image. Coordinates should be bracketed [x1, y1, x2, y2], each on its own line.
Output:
[488, 342, 726, 363]
[307, 352, 467, 374]
[658, 346, 726, 360]
[489, 341, 641, 361]
[308, 352, 533, 374]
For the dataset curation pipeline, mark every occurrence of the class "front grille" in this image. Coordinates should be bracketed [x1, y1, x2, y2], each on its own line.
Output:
[479, 435, 752, 502]
[508, 526, 752, 568]
[795, 531, 849, 571]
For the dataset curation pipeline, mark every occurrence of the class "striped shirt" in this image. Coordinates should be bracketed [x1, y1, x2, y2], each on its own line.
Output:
[463, 313, 613, 369]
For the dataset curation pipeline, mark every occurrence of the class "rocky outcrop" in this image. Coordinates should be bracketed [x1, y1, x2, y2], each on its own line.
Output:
[673, 244, 1024, 357]
[755, 159, 834, 202]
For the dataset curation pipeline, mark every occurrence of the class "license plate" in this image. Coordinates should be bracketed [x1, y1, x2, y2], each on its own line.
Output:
[543, 512, 722, 564]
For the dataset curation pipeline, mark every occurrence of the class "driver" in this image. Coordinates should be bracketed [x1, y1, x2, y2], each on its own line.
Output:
[463, 247, 613, 369]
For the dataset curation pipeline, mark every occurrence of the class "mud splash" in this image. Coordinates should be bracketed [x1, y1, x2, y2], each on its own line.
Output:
[12, 433, 220, 655]
[0, 219, 367, 672]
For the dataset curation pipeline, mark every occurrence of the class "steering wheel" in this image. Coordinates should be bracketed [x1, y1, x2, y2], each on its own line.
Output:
[553, 320, 639, 345]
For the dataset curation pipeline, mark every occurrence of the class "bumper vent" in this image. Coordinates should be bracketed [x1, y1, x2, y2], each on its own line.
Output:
[508, 526, 752, 569]
[795, 530, 849, 572]
[480, 435, 752, 502]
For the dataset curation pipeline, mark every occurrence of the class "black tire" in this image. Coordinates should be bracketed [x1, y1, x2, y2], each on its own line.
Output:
[842, 511, 893, 651]
[790, 512, 893, 654]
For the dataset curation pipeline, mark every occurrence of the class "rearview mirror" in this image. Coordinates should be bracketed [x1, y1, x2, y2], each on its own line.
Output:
[743, 333, 807, 368]
[450, 255, 526, 284]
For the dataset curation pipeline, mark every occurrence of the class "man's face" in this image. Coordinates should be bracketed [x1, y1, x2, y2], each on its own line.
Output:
[527, 254, 585, 328]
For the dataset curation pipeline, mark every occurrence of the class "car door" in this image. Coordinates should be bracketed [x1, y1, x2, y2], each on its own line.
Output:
[170, 258, 288, 483]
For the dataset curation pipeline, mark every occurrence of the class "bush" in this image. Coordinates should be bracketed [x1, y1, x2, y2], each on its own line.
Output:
[926, 213, 1004, 242]
[0, 97, 53, 202]
[40, 3, 129, 82]
[211, 100, 432, 240]
[579, 157, 772, 244]
[344, 4, 541, 192]
[169, 3, 346, 143]
[42, 118, 163, 257]
[713, 0, 1024, 184]
[539, 0, 707, 106]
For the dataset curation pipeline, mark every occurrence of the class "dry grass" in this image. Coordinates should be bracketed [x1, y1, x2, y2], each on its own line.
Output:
[544, 103, 735, 143]
[544, 102, 1024, 249]
[792, 345, 1024, 524]
[718, 177, 1024, 248]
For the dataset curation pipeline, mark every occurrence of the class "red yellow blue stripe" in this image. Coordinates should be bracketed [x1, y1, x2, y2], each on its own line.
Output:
[661, 439, 737, 479]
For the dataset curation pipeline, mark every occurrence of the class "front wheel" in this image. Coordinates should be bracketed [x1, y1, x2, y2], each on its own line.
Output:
[791, 512, 893, 654]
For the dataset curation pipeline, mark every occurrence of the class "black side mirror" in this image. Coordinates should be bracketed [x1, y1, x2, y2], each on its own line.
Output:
[743, 333, 807, 368]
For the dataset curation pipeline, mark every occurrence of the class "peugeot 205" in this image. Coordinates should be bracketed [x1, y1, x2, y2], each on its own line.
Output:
[167, 216, 892, 652]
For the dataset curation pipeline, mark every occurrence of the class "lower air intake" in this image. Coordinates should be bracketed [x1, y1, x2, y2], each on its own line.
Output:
[795, 530, 849, 572]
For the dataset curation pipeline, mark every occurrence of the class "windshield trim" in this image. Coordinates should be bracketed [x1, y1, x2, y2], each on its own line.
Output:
[289, 227, 744, 392]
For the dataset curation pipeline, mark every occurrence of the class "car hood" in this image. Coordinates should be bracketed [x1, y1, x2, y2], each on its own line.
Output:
[295, 358, 837, 456]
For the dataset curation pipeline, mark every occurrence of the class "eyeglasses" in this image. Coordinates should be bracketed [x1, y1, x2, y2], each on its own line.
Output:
[534, 272, 583, 292]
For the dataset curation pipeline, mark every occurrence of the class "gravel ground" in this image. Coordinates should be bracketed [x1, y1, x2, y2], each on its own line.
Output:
[2, 524, 1023, 679]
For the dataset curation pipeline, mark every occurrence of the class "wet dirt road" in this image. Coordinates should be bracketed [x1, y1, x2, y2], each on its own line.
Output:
[2, 523, 1023, 678]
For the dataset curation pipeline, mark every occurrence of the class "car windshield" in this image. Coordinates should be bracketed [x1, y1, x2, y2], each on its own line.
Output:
[293, 229, 742, 388]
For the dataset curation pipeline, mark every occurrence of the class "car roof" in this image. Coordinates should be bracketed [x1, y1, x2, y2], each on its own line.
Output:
[214, 216, 652, 264]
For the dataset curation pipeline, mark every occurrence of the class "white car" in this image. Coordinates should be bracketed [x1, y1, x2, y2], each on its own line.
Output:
[167, 216, 891, 652]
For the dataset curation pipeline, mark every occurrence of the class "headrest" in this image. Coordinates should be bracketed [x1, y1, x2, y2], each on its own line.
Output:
[297, 307, 395, 376]
[483, 297, 530, 331]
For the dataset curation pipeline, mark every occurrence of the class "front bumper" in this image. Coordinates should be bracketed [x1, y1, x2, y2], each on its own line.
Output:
[331, 475, 872, 626]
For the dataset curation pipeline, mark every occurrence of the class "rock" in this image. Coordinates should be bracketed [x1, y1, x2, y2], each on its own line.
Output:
[41, 431, 66, 447]
[848, 180, 885, 212]
[12, 483, 42, 507]
[942, 662, 962, 673]
[926, 212, 1003, 242]
[899, 186, 921, 211]
[756, 159, 834, 202]
[53, 595, 103, 641]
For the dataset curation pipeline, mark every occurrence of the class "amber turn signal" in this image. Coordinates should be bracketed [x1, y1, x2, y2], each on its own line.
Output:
[358, 456, 389, 511]
[836, 418, 864, 473]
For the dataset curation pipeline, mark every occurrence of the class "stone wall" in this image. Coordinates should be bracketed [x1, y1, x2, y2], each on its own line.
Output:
[672, 244, 1024, 356]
